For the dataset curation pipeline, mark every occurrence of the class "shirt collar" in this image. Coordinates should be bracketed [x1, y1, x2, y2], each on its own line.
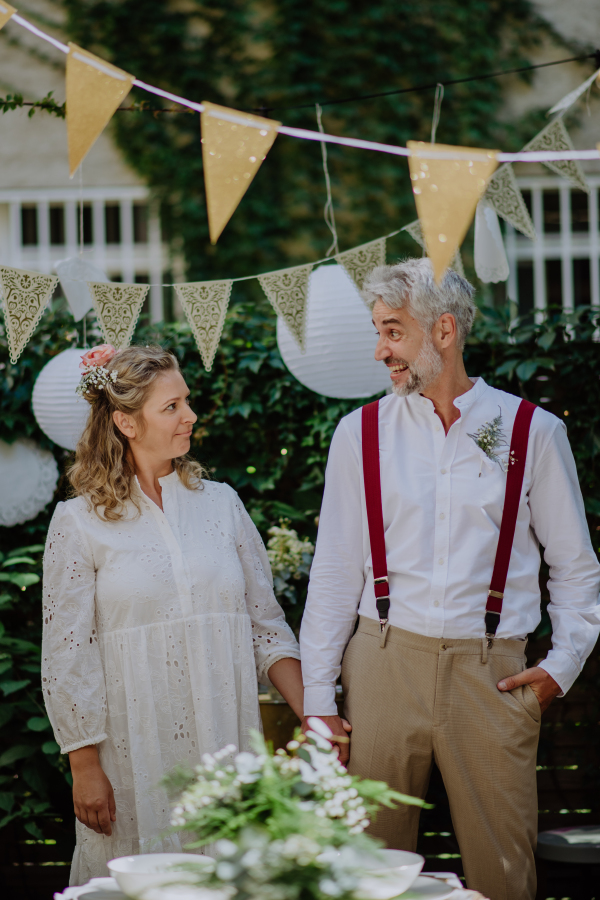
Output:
[403, 375, 488, 414]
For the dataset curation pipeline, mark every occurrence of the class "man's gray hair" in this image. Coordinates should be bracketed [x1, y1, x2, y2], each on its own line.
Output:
[362, 258, 476, 350]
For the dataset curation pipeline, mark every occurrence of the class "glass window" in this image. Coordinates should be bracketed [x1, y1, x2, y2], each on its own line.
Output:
[21, 206, 38, 245]
[571, 190, 588, 233]
[517, 261, 534, 317]
[50, 205, 65, 245]
[133, 204, 148, 243]
[543, 190, 561, 234]
[78, 204, 93, 245]
[573, 258, 591, 305]
[545, 259, 562, 308]
[105, 204, 121, 244]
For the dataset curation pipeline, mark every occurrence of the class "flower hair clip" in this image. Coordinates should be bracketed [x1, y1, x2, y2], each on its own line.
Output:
[76, 344, 118, 397]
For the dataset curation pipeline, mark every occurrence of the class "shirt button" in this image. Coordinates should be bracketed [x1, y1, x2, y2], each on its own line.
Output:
[434, 600, 440, 607]
[441, 468, 447, 474]
[435, 425, 440, 432]
[439, 512, 445, 520]
[438, 558, 444, 565]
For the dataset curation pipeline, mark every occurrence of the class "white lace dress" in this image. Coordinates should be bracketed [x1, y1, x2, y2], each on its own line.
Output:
[42, 474, 300, 885]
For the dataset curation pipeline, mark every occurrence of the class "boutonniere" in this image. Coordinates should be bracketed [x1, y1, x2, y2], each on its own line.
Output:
[468, 408, 510, 473]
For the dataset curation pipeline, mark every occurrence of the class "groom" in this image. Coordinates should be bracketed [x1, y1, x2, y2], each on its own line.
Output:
[299, 259, 600, 900]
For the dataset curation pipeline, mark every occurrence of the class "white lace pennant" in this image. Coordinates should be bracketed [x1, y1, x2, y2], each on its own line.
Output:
[524, 119, 589, 193]
[174, 280, 233, 372]
[88, 282, 149, 350]
[335, 237, 386, 296]
[401, 220, 465, 278]
[483, 164, 536, 240]
[474, 202, 509, 283]
[0, 265, 58, 364]
[258, 263, 313, 352]
[548, 68, 600, 116]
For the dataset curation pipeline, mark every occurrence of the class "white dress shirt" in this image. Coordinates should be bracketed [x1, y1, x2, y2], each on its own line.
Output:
[300, 377, 600, 715]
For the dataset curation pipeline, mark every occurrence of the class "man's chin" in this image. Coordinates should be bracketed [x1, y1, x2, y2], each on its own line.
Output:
[391, 376, 419, 397]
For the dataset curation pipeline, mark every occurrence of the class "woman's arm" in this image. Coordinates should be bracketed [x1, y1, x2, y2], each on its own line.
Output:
[69, 746, 116, 836]
[267, 657, 304, 719]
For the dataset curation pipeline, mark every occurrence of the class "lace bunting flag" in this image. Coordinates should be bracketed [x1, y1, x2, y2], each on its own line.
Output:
[0, 3, 15, 32]
[258, 263, 313, 352]
[174, 280, 233, 372]
[66, 44, 135, 176]
[407, 141, 498, 282]
[88, 282, 149, 350]
[402, 220, 465, 278]
[524, 119, 589, 193]
[484, 164, 536, 240]
[336, 237, 386, 298]
[0, 266, 58, 364]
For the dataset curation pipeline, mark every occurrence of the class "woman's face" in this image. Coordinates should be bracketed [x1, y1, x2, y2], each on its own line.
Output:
[114, 369, 198, 462]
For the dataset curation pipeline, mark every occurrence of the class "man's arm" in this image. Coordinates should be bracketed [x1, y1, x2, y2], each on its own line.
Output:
[300, 416, 367, 760]
[499, 420, 600, 707]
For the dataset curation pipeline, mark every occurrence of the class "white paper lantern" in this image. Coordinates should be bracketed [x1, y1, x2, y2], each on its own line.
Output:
[54, 256, 109, 322]
[32, 348, 91, 451]
[0, 439, 59, 527]
[277, 264, 390, 399]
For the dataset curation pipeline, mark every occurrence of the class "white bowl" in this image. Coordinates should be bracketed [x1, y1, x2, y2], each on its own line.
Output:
[354, 849, 424, 899]
[108, 853, 215, 899]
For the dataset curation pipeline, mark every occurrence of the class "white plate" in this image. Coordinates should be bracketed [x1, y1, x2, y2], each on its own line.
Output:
[395, 876, 455, 899]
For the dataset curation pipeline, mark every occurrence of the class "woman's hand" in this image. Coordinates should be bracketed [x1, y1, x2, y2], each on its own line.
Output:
[69, 745, 116, 836]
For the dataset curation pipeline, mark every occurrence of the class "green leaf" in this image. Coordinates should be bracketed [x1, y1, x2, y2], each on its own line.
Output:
[27, 716, 50, 732]
[0, 679, 30, 696]
[0, 791, 14, 812]
[0, 705, 13, 728]
[0, 572, 40, 588]
[537, 332, 556, 350]
[585, 498, 600, 517]
[494, 360, 518, 377]
[24, 821, 45, 840]
[7, 545, 44, 556]
[0, 744, 36, 767]
[41, 741, 60, 755]
[515, 360, 539, 382]
[1, 556, 37, 567]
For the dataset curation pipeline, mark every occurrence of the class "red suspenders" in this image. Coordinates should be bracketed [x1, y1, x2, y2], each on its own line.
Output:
[361, 397, 536, 640]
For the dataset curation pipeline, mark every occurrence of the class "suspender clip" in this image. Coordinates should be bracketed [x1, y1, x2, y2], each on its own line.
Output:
[374, 576, 389, 585]
[488, 589, 504, 600]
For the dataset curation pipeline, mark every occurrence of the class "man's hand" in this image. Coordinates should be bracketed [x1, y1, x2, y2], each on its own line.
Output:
[497, 665, 561, 713]
[301, 715, 352, 765]
[69, 745, 116, 836]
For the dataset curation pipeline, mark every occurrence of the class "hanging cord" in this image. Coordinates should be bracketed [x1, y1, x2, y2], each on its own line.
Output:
[316, 103, 339, 257]
[430, 83, 444, 144]
[78, 164, 87, 347]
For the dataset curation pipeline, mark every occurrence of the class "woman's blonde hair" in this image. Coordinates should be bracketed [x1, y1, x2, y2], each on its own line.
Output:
[69, 345, 206, 521]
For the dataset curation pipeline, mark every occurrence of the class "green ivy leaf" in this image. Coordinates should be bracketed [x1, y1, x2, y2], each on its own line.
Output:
[537, 332, 556, 350]
[0, 679, 31, 696]
[0, 744, 36, 767]
[515, 360, 539, 382]
[1, 556, 37, 567]
[27, 716, 50, 732]
[41, 741, 60, 755]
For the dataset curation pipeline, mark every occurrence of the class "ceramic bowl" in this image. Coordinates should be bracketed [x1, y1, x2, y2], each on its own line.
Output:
[107, 852, 215, 899]
[354, 849, 425, 899]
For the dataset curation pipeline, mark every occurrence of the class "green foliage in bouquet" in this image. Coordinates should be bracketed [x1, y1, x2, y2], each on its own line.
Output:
[267, 521, 315, 610]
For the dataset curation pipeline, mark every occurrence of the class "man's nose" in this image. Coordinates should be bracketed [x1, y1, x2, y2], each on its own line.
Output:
[374, 336, 390, 362]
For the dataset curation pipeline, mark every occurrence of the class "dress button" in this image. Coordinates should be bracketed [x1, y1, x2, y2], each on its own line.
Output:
[438, 558, 444, 565]
[441, 468, 447, 474]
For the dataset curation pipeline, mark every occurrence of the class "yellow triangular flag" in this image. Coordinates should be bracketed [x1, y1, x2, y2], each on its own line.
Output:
[201, 101, 280, 243]
[407, 141, 498, 283]
[0, 266, 58, 364]
[0, 3, 15, 31]
[66, 43, 135, 177]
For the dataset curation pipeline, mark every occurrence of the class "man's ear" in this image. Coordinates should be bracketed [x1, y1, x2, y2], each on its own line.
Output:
[113, 409, 136, 440]
[437, 313, 457, 348]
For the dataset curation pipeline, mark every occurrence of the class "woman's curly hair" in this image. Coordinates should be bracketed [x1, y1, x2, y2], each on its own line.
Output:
[69, 345, 206, 521]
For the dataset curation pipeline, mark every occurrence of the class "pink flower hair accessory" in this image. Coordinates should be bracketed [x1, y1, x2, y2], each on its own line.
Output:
[76, 344, 119, 398]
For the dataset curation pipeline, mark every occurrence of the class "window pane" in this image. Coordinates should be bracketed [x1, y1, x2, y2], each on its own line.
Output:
[545, 259, 562, 308]
[105, 204, 121, 244]
[573, 258, 591, 305]
[543, 190, 560, 234]
[517, 261, 534, 317]
[133, 204, 148, 243]
[78, 204, 93, 245]
[50, 205, 65, 245]
[571, 191, 589, 233]
[21, 206, 38, 245]
[521, 189, 532, 218]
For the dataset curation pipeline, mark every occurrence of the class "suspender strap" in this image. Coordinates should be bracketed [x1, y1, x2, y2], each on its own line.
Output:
[485, 398, 536, 638]
[361, 399, 390, 631]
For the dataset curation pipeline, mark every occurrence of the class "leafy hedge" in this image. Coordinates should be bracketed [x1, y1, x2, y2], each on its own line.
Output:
[1, 296, 600, 840]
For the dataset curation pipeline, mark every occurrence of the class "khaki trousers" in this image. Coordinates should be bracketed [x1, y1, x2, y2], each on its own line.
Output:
[341, 618, 541, 900]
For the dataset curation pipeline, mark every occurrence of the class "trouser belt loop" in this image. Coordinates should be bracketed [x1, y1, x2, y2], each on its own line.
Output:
[481, 637, 488, 664]
[380, 621, 390, 649]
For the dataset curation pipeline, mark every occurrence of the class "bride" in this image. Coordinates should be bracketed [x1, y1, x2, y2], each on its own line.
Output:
[42, 344, 304, 885]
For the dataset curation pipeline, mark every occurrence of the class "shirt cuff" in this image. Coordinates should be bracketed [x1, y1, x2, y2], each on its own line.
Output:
[537, 652, 581, 698]
[60, 733, 108, 754]
[303, 685, 338, 716]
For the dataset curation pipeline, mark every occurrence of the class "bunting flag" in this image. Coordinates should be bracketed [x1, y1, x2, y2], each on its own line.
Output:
[0, 266, 58, 365]
[0, 3, 15, 31]
[548, 68, 600, 116]
[87, 282, 149, 350]
[66, 43, 135, 177]
[407, 141, 498, 282]
[201, 101, 280, 244]
[402, 219, 465, 278]
[336, 237, 386, 296]
[523, 119, 589, 193]
[174, 280, 233, 372]
[258, 263, 313, 351]
[483, 164, 536, 240]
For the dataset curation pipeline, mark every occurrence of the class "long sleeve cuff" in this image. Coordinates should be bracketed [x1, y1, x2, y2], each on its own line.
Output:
[60, 733, 108, 755]
[538, 652, 582, 698]
[303, 685, 338, 716]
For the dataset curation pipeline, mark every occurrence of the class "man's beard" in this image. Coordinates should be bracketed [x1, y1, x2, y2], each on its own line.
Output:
[388, 333, 444, 397]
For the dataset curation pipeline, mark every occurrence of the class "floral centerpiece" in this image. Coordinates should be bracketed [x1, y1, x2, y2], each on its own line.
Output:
[164, 719, 426, 900]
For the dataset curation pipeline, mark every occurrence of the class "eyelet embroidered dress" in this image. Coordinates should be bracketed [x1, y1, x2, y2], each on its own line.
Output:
[42, 475, 300, 885]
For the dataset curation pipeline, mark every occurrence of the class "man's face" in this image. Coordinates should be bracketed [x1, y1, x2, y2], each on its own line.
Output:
[372, 299, 443, 397]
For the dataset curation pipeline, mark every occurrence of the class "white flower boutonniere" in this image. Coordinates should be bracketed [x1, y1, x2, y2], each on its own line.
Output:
[468, 408, 509, 472]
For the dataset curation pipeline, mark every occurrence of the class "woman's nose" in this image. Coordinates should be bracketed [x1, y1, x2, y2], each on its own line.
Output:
[184, 406, 198, 424]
